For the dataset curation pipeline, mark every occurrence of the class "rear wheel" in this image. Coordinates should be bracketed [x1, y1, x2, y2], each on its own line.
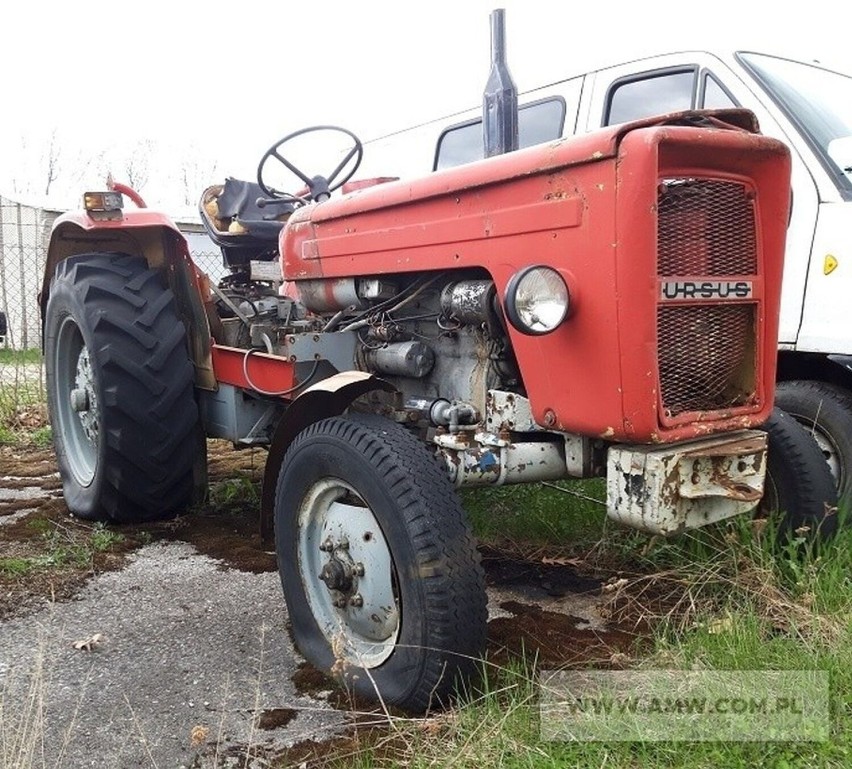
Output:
[275, 415, 487, 713]
[756, 407, 838, 540]
[775, 380, 852, 511]
[44, 253, 199, 523]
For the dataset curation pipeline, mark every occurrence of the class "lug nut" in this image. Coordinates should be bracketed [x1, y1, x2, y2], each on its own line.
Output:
[354, 562, 365, 577]
[319, 538, 334, 552]
[350, 594, 363, 608]
[333, 597, 348, 609]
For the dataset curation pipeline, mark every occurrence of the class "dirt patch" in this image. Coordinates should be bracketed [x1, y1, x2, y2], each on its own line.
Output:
[145, 505, 276, 574]
[0, 445, 57, 477]
[275, 729, 395, 769]
[134, 443, 275, 573]
[292, 661, 336, 697]
[0, 498, 145, 619]
[481, 544, 602, 595]
[257, 707, 298, 730]
[0, 440, 279, 620]
[487, 600, 642, 669]
[0, 496, 53, 517]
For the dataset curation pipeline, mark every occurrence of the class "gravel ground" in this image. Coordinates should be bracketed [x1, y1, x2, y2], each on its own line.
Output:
[0, 443, 619, 768]
[0, 542, 345, 768]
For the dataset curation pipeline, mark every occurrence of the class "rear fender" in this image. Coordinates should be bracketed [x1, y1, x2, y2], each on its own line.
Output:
[260, 372, 395, 542]
[40, 211, 216, 389]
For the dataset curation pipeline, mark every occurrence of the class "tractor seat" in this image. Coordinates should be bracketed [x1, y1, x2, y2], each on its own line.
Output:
[200, 178, 295, 248]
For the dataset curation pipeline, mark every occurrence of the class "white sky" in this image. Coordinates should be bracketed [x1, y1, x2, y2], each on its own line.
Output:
[1, 0, 849, 212]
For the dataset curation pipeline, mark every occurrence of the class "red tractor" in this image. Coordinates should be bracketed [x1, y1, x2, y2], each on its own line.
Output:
[39, 18, 835, 712]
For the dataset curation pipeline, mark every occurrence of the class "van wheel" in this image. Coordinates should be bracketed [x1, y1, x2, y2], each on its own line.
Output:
[275, 414, 486, 713]
[756, 408, 838, 540]
[775, 380, 852, 511]
[44, 253, 199, 523]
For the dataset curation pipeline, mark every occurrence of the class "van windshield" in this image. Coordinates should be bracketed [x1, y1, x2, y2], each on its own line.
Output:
[739, 53, 852, 197]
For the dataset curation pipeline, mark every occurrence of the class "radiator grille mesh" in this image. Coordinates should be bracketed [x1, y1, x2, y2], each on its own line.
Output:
[657, 178, 758, 418]
[657, 304, 756, 417]
[657, 179, 756, 277]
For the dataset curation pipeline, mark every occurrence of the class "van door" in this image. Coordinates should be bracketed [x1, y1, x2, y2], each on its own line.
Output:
[578, 52, 820, 348]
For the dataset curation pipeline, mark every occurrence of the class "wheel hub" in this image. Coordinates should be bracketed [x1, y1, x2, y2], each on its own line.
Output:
[319, 559, 354, 593]
[73, 347, 99, 442]
[317, 536, 365, 609]
[298, 482, 401, 667]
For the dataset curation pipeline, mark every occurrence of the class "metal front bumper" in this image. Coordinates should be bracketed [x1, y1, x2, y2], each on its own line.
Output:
[606, 430, 767, 535]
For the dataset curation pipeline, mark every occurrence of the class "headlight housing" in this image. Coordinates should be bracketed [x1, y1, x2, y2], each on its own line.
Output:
[504, 266, 570, 335]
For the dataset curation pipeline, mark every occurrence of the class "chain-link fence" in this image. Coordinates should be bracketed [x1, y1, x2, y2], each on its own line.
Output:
[0, 198, 57, 351]
[0, 198, 226, 437]
[0, 197, 226, 352]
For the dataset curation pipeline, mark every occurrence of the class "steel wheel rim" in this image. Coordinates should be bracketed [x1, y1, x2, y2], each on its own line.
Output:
[805, 423, 842, 488]
[811, 427, 843, 486]
[54, 316, 99, 486]
[297, 478, 400, 668]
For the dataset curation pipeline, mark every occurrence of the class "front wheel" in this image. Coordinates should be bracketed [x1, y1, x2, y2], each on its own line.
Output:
[756, 407, 838, 540]
[275, 415, 487, 712]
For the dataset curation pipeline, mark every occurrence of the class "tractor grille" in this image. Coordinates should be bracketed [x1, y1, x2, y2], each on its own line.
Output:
[657, 304, 756, 417]
[657, 179, 757, 276]
[657, 178, 758, 419]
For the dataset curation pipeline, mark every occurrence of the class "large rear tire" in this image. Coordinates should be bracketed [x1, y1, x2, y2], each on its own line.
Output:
[275, 414, 487, 713]
[757, 407, 838, 540]
[775, 380, 852, 512]
[44, 253, 199, 523]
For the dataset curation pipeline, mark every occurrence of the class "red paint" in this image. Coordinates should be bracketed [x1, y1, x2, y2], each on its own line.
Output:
[107, 178, 148, 209]
[49, 207, 182, 235]
[211, 345, 297, 395]
[281, 119, 790, 443]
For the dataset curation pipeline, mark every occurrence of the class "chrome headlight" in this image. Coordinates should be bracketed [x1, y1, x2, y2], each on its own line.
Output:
[504, 266, 570, 335]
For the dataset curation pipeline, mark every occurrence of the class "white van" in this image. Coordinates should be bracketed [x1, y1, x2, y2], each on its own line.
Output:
[361, 50, 852, 505]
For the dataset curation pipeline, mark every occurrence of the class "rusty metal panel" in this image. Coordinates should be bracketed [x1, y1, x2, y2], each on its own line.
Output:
[606, 430, 767, 535]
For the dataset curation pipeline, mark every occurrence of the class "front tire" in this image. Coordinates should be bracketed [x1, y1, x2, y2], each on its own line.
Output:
[275, 415, 487, 713]
[757, 407, 838, 540]
[44, 253, 199, 523]
[775, 380, 852, 511]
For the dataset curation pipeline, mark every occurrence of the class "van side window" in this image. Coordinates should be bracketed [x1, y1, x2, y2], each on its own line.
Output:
[604, 69, 697, 125]
[701, 73, 738, 109]
[434, 97, 566, 171]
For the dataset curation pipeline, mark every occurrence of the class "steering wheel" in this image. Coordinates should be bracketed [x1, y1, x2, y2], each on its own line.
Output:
[257, 125, 363, 204]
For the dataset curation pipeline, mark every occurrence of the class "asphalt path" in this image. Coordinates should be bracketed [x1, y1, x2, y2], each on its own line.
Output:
[0, 541, 345, 768]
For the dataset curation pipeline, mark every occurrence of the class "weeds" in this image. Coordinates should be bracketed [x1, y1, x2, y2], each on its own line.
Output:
[208, 475, 260, 510]
[0, 639, 47, 769]
[0, 519, 126, 578]
[282, 497, 851, 769]
[0, 349, 47, 446]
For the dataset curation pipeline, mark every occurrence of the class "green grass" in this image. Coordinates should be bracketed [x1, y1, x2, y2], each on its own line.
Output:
[0, 521, 126, 577]
[296, 492, 851, 769]
[0, 424, 15, 445]
[0, 348, 42, 365]
[29, 426, 52, 448]
[0, 350, 48, 445]
[207, 474, 260, 510]
[462, 478, 613, 550]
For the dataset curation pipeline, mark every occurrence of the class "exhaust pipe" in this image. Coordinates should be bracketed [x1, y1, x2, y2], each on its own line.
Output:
[483, 8, 519, 158]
